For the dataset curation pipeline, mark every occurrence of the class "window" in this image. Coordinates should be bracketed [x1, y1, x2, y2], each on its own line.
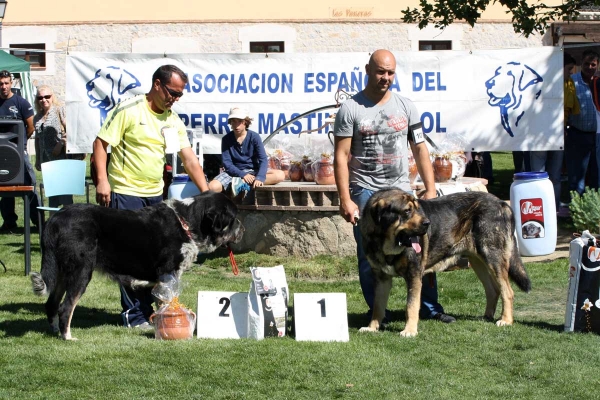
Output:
[419, 41, 452, 51]
[10, 43, 46, 70]
[250, 41, 285, 53]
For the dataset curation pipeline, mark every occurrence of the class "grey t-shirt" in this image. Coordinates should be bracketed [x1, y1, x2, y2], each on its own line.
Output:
[334, 91, 424, 191]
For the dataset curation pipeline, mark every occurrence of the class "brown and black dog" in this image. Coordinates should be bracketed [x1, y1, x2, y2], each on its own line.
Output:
[360, 189, 531, 337]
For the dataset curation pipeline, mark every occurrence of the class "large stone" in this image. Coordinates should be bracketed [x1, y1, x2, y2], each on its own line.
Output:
[232, 210, 355, 258]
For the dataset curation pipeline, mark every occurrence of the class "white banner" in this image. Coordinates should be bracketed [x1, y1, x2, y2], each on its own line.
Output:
[65, 48, 563, 154]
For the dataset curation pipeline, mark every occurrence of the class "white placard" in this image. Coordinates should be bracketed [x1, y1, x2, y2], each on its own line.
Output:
[293, 293, 349, 342]
[197, 291, 249, 339]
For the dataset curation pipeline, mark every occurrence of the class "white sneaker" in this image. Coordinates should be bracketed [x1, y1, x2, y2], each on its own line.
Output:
[231, 177, 251, 197]
[134, 321, 154, 331]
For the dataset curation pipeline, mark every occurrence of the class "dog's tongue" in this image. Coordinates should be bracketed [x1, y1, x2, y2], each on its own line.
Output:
[411, 237, 421, 254]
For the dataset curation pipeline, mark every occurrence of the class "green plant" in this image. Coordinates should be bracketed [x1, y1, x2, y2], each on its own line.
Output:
[569, 187, 600, 233]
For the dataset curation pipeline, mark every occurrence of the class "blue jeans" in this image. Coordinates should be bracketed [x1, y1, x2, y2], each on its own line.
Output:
[529, 150, 563, 209]
[111, 192, 163, 327]
[565, 128, 598, 196]
[350, 184, 444, 318]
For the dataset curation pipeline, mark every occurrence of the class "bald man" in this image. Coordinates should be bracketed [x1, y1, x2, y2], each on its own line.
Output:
[333, 49, 455, 324]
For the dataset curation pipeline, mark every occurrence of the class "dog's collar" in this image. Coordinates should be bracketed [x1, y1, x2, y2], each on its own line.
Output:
[176, 214, 193, 240]
[167, 204, 193, 240]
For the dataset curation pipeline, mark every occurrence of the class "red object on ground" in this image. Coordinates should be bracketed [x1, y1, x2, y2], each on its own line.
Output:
[228, 246, 239, 275]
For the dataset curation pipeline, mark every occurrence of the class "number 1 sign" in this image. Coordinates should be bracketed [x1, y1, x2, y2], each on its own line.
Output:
[197, 291, 249, 339]
[293, 293, 349, 342]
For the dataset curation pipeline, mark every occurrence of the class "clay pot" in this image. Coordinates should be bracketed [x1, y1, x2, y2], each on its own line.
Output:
[433, 156, 452, 183]
[268, 157, 281, 170]
[303, 160, 314, 182]
[408, 156, 418, 183]
[289, 161, 303, 182]
[150, 307, 196, 340]
[279, 157, 291, 180]
[313, 158, 335, 185]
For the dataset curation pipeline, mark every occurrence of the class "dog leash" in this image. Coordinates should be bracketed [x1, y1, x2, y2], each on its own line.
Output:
[228, 246, 239, 276]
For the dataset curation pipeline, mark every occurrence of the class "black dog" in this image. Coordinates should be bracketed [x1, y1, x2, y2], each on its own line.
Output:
[31, 191, 244, 340]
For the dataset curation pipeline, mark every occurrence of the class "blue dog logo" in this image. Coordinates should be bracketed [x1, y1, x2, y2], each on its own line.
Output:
[85, 66, 141, 126]
[485, 62, 543, 137]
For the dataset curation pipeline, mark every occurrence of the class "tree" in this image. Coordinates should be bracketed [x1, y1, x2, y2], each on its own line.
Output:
[402, 0, 600, 37]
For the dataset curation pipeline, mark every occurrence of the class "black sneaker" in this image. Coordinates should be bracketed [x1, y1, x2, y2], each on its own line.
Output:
[432, 313, 456, 323]
[0, 222, 17, 233]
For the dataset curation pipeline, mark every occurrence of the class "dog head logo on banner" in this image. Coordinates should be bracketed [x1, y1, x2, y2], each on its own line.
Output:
[85, 66, 141, 126]
[485, 62, 543, 137]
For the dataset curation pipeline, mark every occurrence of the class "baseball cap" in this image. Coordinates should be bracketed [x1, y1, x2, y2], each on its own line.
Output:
[228, 107, 252, 121]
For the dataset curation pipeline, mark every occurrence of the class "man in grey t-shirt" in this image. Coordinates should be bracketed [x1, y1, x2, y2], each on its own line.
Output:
[333, 49, 455, 324]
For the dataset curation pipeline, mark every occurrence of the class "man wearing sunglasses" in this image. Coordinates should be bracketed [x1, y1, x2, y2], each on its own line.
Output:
[92, 64, 209, 329]
[0, 70, 41, 232]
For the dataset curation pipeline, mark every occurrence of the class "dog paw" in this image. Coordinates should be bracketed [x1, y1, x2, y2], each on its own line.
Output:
[495, 319, 512, 327]
[399, 329, 418, 337]
[359, 326, 377, 332]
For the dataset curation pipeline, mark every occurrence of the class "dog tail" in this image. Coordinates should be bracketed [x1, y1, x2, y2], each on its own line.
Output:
[502, 202, 532, 293]
[30, 232, 59, 297]
[30, 272, 48, 297]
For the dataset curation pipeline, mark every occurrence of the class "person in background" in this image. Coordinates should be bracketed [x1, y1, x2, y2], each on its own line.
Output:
[0, 70, 40, 232]
[565, 50, 599, 197]
[334, 49, 455, 325]
[529, 53, 580, 214]
[92, 64, 209, 329]
[558, 53, 581, 218]
[33, 85, 73, 208]
[208, 107, 284, 196]
[512, 151, 530, 174]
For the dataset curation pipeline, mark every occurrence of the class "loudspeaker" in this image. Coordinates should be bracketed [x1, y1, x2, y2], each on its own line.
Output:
[0, 119, 25, 186]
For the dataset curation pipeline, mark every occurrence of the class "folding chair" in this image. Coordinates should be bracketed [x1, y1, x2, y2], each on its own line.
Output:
[37, 159, 88, 242]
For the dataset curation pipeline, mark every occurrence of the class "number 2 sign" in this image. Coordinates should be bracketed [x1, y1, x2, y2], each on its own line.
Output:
[293, 293, 349, 342]
[197, 291, 249, 339]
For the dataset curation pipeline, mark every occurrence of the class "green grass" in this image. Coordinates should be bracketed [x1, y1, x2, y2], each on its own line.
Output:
[2, 260, 599, 399]
[1, 153, 595, 399]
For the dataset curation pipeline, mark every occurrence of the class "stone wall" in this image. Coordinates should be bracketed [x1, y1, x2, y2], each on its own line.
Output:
[232, 209, 356, 258]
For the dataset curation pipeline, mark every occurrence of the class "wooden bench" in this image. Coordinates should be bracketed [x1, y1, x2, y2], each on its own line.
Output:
[237, 177, 488, 211]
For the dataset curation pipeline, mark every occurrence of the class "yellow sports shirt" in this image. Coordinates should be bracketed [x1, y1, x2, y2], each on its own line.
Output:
[97, 94, 190, 197]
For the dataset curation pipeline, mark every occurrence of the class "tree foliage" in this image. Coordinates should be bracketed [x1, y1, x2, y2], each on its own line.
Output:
[402, 0, 599, 37]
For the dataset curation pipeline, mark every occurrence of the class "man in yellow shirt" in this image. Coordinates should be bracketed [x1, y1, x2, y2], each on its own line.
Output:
[92, 64, 209, 329]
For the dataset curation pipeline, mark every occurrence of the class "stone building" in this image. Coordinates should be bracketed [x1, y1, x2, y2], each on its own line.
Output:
[1, 0, 564, 101]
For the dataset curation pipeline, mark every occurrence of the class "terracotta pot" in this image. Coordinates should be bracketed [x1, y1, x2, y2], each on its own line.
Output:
[303, 160, 314, 182]
[150, 307, 196, 340]
[433, 156, 452, 183]
[313, 159, 335, 185]
[268, 157, 280, 170]
[289, 162, 303, 182]
[279, 157, 291, 180]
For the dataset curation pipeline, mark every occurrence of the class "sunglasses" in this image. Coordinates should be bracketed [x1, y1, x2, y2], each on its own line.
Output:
[160, 83, 184, 99]
[37, 95, 52, 101]
[0, 71, 11, 78]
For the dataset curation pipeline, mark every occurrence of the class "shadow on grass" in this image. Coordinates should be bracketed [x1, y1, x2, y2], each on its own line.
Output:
[346, 308, 565, 333]
[0, 302, 119, 338]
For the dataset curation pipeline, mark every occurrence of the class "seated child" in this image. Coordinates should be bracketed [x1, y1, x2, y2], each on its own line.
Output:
[208, 107, 284, 196]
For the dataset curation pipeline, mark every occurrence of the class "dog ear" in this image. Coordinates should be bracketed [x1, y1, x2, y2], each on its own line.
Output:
[370, 199, 388, 225]
[518, 64, 543, 91]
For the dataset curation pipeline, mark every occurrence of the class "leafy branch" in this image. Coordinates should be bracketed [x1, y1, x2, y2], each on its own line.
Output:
[402, 0, 597, 37]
